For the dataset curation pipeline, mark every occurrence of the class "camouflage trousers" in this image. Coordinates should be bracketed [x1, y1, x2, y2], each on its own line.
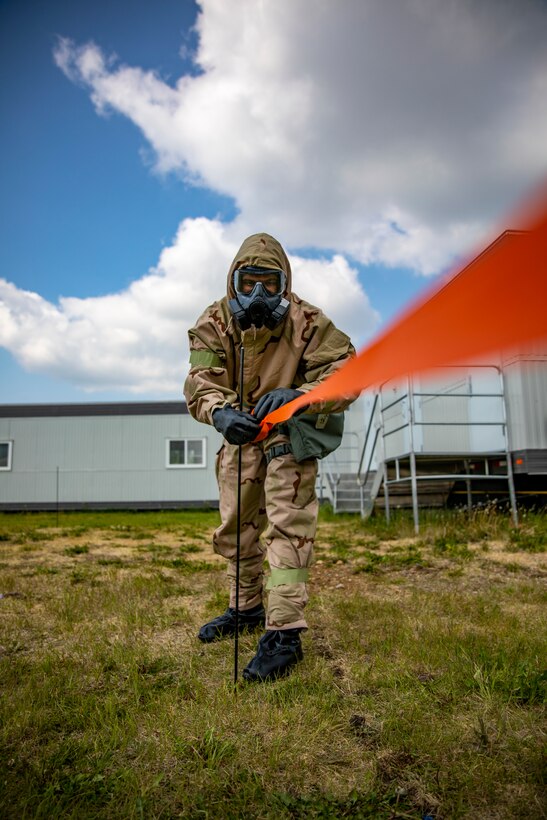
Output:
[213, 434, 318, 630]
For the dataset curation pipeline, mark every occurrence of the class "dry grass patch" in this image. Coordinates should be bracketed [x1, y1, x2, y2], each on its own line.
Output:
[0, 507, 545, 818]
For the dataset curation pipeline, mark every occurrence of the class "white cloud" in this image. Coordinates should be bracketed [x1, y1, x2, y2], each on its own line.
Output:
[16, 0, 541, 394]
[0, 219, 378, 394]
[54, 0, 547, 275]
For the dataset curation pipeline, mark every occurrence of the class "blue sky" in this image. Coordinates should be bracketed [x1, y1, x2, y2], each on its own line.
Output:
[1, 0, 546, 403]
[2, 2, 194, 298]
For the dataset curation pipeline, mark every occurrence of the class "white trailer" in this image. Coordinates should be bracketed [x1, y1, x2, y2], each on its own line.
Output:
[0, 401, 222, 510]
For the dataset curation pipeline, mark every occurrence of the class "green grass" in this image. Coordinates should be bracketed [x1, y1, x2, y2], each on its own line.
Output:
[0, 508, 545, 818]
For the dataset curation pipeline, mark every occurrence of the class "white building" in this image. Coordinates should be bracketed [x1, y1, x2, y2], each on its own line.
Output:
[0, 401, 222, 510]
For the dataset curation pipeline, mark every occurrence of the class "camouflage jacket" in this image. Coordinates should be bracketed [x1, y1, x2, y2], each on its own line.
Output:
[183, 233, 356, 425]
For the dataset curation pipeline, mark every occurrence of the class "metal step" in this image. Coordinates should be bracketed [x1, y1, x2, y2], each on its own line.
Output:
[331, 470, 383, 515]
[334, 475, 362, 513]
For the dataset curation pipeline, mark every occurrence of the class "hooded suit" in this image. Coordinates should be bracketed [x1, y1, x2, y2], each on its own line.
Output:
[184, 233, 355, 629]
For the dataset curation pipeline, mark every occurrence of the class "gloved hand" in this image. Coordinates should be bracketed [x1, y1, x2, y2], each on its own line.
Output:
[212, 406, 261, 445]
[254, 388, 305, 421]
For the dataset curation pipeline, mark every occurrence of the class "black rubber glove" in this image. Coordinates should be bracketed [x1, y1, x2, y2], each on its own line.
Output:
[212, 406, 261, 445]
[254, 388, 305, 421]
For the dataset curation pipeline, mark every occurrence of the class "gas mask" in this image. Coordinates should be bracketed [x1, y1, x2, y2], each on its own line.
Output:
[228, 266, 290, 330]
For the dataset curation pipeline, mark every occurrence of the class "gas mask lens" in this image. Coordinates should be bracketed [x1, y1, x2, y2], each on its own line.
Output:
[234, 267, 285, 297]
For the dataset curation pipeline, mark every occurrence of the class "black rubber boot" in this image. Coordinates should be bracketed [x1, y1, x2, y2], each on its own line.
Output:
[242, 629, 303, 682]
[198, 603, 265, 643]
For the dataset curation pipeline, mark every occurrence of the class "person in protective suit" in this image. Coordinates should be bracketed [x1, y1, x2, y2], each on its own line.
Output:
[184, 233, 355, 682]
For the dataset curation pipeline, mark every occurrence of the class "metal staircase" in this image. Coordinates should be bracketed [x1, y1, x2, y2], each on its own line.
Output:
[317, 432, 363, 513]
[331, 472, 362, 512]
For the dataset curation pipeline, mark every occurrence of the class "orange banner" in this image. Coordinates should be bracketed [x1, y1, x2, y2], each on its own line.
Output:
[256, 187, 547, 440]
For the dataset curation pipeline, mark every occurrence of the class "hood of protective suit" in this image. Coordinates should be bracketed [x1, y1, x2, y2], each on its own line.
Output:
[227, 233, 292, 299]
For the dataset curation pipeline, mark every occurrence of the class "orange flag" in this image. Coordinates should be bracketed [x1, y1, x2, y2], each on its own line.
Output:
[256, 187, 547, 440]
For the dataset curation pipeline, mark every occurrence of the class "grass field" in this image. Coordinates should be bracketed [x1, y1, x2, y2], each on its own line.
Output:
[0, 507, 545, 819]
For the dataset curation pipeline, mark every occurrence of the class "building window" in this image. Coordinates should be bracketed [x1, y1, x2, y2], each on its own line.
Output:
[0, 441, 12, 471]
[167, 438, 206, 468]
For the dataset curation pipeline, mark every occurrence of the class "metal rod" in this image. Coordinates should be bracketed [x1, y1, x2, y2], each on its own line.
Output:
[384, 450, 508, 459]
[56, 466, 60, 527]
[500, 367, 519, 526]
[358, 427, 380, 487]
[384, 422, 507, 435]
[407, 375, 420, 534]
[383, 422, 409, 437]
[385, 473, 513, 483]
[410, 421, 505, 427]
[381, 394, 407, 412]
[464, 459, 472, 513]
[234, 344, 245, 686]
[412, 392, 503, 398]
[357, 393, 379, 478]
[378, 387, 390, 524]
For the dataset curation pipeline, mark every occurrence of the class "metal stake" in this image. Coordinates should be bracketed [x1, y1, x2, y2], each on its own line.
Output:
[234, 344, 245, 686]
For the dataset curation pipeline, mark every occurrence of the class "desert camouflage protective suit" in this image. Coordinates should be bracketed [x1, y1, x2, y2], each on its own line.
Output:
[184, 233, 355, 630]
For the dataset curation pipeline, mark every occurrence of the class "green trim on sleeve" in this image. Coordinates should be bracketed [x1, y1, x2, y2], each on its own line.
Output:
[189, 349, 224, 368]
[266, 567, 309, 589]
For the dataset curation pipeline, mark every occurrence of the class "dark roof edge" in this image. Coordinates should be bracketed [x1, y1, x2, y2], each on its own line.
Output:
[0, 401, 189, 418]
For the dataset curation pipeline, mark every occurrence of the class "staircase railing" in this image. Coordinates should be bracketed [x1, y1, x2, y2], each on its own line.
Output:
[320, 454, 340, 510]
[319, 432, 362, 512]
[380, 365, 518, 532]
[357, 394, 379, 480]
[356, 394, 381, 515]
